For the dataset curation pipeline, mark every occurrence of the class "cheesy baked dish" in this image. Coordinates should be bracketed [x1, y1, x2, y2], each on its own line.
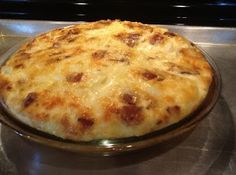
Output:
[0, 20, 213, 141]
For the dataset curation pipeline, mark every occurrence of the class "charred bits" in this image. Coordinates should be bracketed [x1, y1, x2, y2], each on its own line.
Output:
[166, 105, 181, 115]
[23, 92, 37, 108]
[14, 63, 24, 69]
[92, 50, 107, 60]
[120, 105, 143, 125]
[142, 70, 165, 81]
[122, 93, 137, 105]
[77, 117, 94, 129]
[164, 32, 176, 37]
[66, 73, 83, 83]
[180, 70, 199, 75]
[149, 33, 164, 45]
[142, 71, 157, 80]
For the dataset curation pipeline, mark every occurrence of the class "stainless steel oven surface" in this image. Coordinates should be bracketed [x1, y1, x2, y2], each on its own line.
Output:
[0, 20, 235, 175]
[1, 0, 236, 27]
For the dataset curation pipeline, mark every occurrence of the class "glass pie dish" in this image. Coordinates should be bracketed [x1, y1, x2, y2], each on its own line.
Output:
[0, 40, 221, 156]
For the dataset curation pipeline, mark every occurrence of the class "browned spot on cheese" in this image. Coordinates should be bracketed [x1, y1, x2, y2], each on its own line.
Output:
[0, 77, 11, 93]
[86, 36, 97, 42]
[147, 56, 158, 60]
[180, 70, 199, 75]
[46, 58, 61, 65]
[142, 70, 165, 81]
[142, 71, 157, 80]
[43, 96, 64, 110]
[115, 33, 141, 47]
[164, 32, 176, 37]
[67, 38, 76, 43]
[156, 120, 163, 125]
[166, 105, 181, 115]
[157, 115, 169, 125]
[52, 43, 60, 48]
[92, 50, 107, 59]
[105, 105, 120, 121]
[149, 33, 164, 45]
[14, 63, 24, 69]
[23, 92, 37, 108]
[64, 55, 72, 59]
[66, 72, 83, 83]
[122, 93, 137, 105]
[24, 40, 36, 49]
[120, 105, 143, 125]
[77, 116, 94, 129]
[6, 84, 12, 91]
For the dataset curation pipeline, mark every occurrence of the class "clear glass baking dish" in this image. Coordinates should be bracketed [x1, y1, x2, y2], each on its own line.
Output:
[0, 40, 221, 156]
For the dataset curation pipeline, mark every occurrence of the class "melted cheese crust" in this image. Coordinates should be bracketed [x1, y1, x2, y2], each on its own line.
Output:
[0, 20, 212, 141]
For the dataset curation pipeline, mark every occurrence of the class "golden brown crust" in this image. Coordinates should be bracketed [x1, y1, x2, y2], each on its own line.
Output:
[0, 20, 213, 141]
